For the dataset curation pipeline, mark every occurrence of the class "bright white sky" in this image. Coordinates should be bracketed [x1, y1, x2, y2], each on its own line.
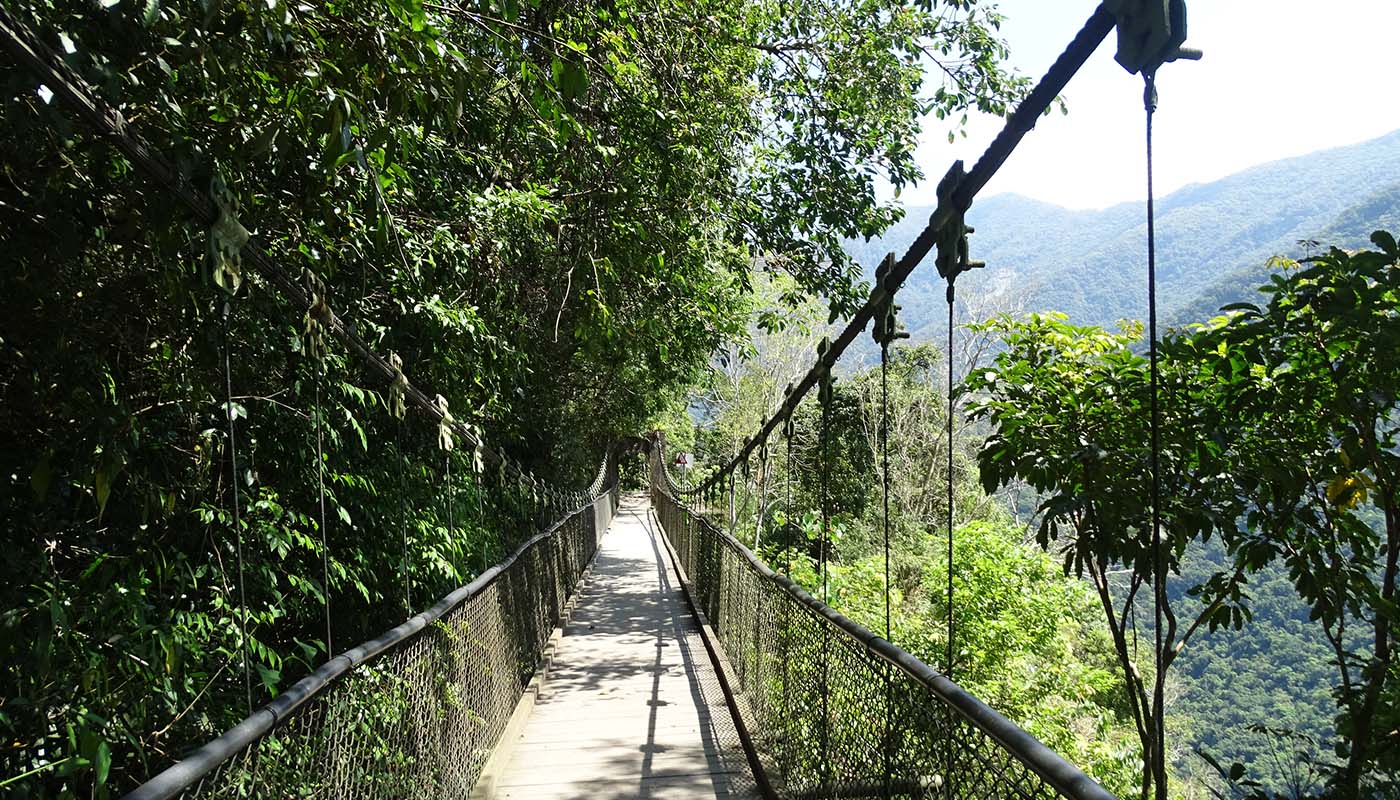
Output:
[887, 0, 1400, 210]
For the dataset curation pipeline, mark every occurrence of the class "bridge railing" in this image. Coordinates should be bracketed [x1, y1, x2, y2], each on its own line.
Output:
[649, 464, 1114, 800]
[127, 489, 618, 800]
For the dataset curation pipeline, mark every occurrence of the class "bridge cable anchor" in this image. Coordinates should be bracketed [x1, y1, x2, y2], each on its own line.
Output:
[815, 338, 835, 407]
[302, 269, 332, 363]
[781, 383, 797, 440]
[207, 173, 249, 295]
[387, 351, 409, 421]
[1105, 0, 1202, 76]
[435, 395, 455, 452]
[932, 162, 985, 304]
[871, 253, 911, 348]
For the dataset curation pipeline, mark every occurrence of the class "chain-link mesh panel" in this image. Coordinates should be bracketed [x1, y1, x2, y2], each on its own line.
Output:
[649, 452, 1115, 800]
[129, 491, 618, 800]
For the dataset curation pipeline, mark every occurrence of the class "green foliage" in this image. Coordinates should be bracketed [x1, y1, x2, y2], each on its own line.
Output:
[711, 334, 1141, 795]
[827, 518, 1140, 798]
[1180, 234, 1400, 797]
[967, 311, 1254, 800]
[1, 0, 1027, 794]
[740, 0, 1029, 316]
[965, 232, 1400, 798]
[1174, 540, 1336, 800]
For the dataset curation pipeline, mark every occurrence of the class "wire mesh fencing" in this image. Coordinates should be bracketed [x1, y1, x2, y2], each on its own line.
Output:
[127, 490, 618, 800]
[649, 459, 1114, 800]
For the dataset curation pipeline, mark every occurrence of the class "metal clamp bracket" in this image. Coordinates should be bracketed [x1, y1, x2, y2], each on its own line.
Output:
[435, 394, 455, 452]
[871, 253, 911, 347]
[208, 175, 249, 295]
[302, 270, 331, 362]
[1106, 0, 1202, 75]
[781, 384, 797, 440]
[815, 338, 835, 407]
[388, 351, 408, 421]
[933, 162, 985, 299]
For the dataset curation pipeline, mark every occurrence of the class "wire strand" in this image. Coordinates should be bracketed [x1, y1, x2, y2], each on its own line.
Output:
[314, 371, 333, 656]
[756, 446, 768, 550]
[220, 300, 252, 715]
[880, 338, 894, 797]
[820, 380, 832, 793]
[397, 421, 411, 614]
[882, 341, 893, 644]
[447, 455, 457, 575]
[785, 428, 793, 577]
[1145, 71, 1167, 800]
[945, 285, 957, 800]
[782, 416, 794, 773]
[946, 290, 956, 683]
[821, 394, 831, 607]
[478, 472, 488, 573]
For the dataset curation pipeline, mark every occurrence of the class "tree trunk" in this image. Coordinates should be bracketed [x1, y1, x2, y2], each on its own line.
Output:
[1339, 497, 1399, 798]
[1089, 563, 1156, 800]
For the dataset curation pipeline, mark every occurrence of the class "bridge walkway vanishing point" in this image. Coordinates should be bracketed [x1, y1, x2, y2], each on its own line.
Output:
[480, 493, 760, 799]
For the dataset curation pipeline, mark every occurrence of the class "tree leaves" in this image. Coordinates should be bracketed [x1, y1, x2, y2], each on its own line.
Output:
[969, 232, 1400, 794]
[1186, 234, 1400, 791]
[1, 0, 1027, 792]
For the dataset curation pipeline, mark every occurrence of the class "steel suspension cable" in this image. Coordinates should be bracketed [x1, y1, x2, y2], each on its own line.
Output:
[1144, 71, 1168, 798]
[756, 444, 769, 549]
[820, 394, 831, 607]
[751, 444, 767, 692]
[945, 291, 956, 684]
[397, 421, 411, 614]
[784, 422, 793, 577]
[880, 339, 894, 798]
[734, 463, 742, 537]
[219, 299, 252, 715]
[782, 418, 794, 772]
[944, 286, 957, 800]
[445, 454, 456, 575]
[314, 370, 332, 656]
[881, 343, 893, 646]
[819, 375, 833, 794]
[478, 474, 488, 573]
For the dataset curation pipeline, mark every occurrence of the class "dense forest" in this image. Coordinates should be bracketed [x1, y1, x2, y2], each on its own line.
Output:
[0, 0, 1030, 795]
[4, 1, 1400, 799]
[691, 234, 1400, 800]
[837, 132, 1400, 797]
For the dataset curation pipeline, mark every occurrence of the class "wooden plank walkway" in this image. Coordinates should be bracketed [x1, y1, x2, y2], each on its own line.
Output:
[488, 494, 759, 799]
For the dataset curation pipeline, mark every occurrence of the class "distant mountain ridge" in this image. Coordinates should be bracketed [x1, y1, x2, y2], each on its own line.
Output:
[845, 129, 1400, 334]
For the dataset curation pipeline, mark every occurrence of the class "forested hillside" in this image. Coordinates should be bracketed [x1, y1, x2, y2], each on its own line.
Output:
[695, 233, 1400, 800]
[843, 128, 1400, 334]
[837, 131, 1400, 796]
[1172, 543, 1339, 796]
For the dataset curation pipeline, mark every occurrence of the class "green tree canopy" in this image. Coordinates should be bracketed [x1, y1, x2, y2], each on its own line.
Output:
[0, 0, 1029, 795]
[1182, 234, 1400, 797]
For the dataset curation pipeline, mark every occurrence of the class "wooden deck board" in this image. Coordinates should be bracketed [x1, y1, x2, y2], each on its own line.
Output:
[489, 495, 759, 800]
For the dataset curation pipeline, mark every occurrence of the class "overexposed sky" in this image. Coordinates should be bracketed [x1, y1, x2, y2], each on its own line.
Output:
[888, 0, 1400, 210]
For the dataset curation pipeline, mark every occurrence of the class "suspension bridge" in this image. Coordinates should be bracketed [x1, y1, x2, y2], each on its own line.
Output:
[2, 1, 1200, 797]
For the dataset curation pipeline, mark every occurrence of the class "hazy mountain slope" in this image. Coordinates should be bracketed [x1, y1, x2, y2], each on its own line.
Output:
[844, 128, 1400, 331]
[1317, 180, 1400, 244]
[1169, 179, 1400, 326]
